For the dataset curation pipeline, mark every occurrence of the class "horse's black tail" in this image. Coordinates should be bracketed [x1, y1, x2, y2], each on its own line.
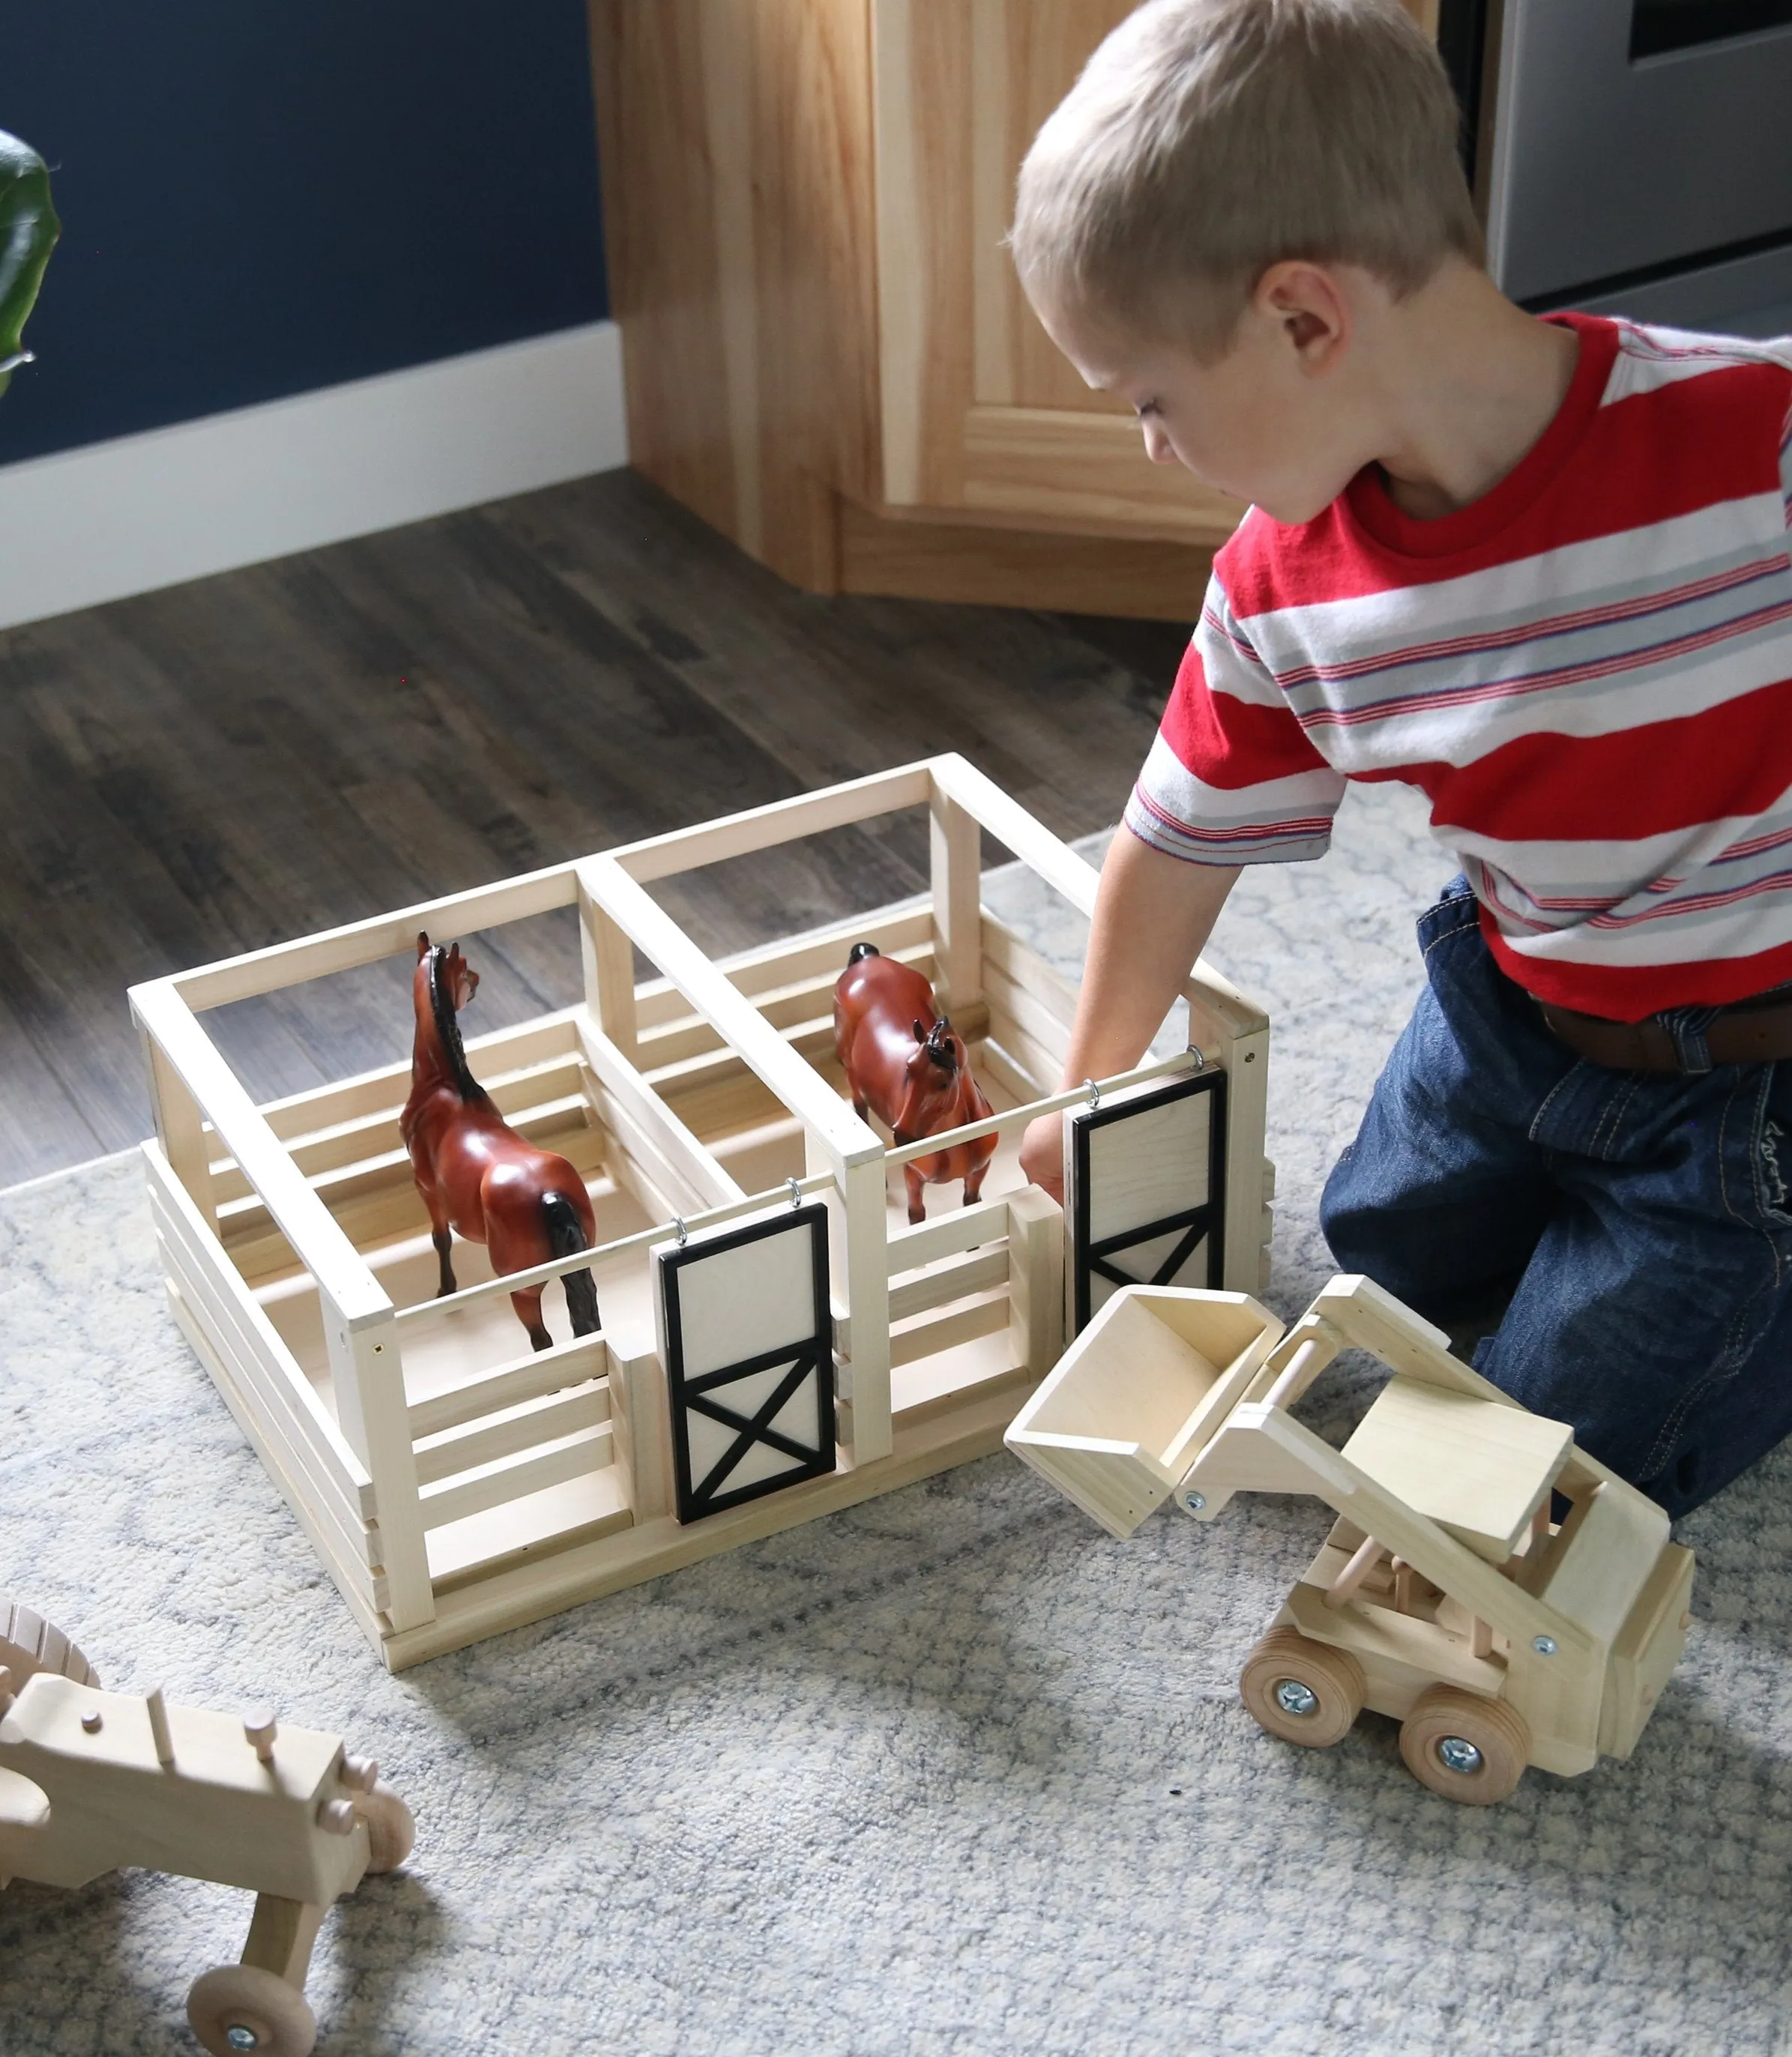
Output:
[541, 1191, 601, 1337]
[848, 940, 880, 964]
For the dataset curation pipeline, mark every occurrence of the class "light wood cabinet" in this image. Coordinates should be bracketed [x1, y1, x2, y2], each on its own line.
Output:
[588, 0, 1435, 619]
[872, 0, 1243, 549]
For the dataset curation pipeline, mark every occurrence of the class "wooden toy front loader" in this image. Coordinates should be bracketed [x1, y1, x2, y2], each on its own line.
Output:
[1006, 1275, 1694, 1804]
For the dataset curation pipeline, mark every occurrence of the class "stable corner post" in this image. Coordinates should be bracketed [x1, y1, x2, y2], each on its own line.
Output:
[134, 997, 217, 1233]
[327, 1302, 434, 1634]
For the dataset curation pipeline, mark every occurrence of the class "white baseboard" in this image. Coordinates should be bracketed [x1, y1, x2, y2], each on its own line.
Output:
[0, 319, 627, 632]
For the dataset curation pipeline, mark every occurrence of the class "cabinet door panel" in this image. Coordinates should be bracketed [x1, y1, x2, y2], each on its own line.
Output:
[874, 0, 1246, 544]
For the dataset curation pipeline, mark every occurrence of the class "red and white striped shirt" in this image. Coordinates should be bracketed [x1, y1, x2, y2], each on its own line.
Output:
[1126, 313, 1792, 1021]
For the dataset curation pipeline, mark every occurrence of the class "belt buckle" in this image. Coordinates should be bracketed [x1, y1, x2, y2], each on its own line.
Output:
[1659, 1006, 1720, 1075]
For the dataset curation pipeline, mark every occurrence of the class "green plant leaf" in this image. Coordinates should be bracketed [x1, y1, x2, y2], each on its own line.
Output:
[0, 130, 60, 400]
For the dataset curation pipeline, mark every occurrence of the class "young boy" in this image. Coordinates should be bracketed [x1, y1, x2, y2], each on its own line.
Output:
[1012, 0, 1792, 1517]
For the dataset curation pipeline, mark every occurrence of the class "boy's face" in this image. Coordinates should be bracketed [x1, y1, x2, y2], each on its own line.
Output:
[1037, 266, 1372, 526]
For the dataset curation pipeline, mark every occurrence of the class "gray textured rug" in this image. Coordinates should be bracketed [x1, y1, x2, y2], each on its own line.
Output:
[6, 784, 1792, 2056]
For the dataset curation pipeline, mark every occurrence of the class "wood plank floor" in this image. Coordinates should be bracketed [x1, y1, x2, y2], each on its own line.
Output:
[0, 468, 1188, 1186]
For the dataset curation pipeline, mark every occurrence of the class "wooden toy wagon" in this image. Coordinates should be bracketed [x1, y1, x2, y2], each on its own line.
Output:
[1006, 1275, 1695, 1803]
[0, 1602, 411, 2056]
[130, 757, 1275, 1670]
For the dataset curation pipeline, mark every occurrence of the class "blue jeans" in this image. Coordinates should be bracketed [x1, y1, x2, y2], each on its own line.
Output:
[1321, 877, 1792, 1517]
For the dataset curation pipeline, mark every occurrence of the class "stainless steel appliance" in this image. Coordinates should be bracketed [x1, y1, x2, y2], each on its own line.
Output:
[1462, 0, 1792, 333]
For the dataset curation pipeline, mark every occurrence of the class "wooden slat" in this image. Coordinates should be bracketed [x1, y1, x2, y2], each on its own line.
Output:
[216, 1093, 588, 1226]
[982, 1009, 1064, 1105]
[255, 1013, 584, 1143]
[218, 1051, 588, 1193]
[977, 1036, 1049, 1106]
[608, 762, 932, 882]
[887, 1244, 1010, 1325]
[889, 1293, 1010, 1368]
[576, 1010, 744, 1209]
[164, 1284, 392, 1636]
[630, 903, 933, 1030]
[887, 1197, 1012, 1271]
[980, 913, 1082, 1027]
[133, 982, 388, 1321]
[144, 1145, 375, 1520]
[634, 945, 937, 1072]
[418, 1423, 616, 1532]
[578, 854, 881, 1165]
[408, 1335, 609, 1440]
[414, 1382, 613, 1488]
[153, 1242, 384, 1592]
[981, 959, 1073, 1072]
[171, 864, 581, 1012]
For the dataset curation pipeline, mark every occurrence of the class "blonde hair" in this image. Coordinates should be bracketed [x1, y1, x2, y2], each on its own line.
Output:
[1011, 0, 1482, 357]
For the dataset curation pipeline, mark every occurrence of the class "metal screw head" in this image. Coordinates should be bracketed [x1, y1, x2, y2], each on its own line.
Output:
[1184, 1490, 1206, 1513]
[1437, 1735, 1483, 1776]
[1274, 1678, 1320, 1718]
[1532, 1634, 1558, 1657]
[226, 2029, 259, 2053]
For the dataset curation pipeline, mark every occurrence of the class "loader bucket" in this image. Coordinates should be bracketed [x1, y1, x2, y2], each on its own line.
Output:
[1005, 1287, 1283, 1538]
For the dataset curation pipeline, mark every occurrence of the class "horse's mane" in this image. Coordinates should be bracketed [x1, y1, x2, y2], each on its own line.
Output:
[426, 946, 483, 1102]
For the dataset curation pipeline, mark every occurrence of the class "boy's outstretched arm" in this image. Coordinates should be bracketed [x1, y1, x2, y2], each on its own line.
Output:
[1018, 833, 1239, 1202]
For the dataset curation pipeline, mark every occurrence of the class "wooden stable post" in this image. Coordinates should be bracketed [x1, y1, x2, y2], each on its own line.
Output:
[326, 1304, 435, 1636]
[579, 880, 640, 1061]
[929, 780, 983, 1019]
[137, 1021, 217, 1233]
[608, 1336, 676, 1523]
[1005, 1185, 1064, 1378]
[839, 1150, 893, 1464]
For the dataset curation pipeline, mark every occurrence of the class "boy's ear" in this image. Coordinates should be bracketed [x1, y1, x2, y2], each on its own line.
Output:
[1255, 261, 1350, 369]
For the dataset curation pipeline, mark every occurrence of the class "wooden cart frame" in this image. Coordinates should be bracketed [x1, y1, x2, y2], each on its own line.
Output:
[131, 756, 1270, 1670]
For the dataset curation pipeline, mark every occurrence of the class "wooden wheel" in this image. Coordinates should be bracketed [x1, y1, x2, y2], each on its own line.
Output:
[355, 1781, 415, 1873]
[1239, 1627, 1366, 1748]
[0, 1598, 97, 1709]
[1399, 1686, 1531, 1805]
[187, 1965, 317, 2056]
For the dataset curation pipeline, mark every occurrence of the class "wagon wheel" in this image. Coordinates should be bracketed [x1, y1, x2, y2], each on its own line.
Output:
[1238, 1627, 1366, 1748]
[353, 1780, 415, 1873]
[187, 1964, 317, 2057]
[0, 1597, 97, 1709]
[1399, 1685, 1531, 1806]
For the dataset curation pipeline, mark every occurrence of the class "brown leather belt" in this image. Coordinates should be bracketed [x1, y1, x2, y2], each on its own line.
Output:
[1539, 989, 1792, 1072]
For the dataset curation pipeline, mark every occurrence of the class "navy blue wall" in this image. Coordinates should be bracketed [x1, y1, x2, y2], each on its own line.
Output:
[2, 3, 609, 465]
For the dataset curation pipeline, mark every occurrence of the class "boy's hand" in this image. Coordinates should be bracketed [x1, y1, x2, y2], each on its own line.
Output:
[1019, 1111, 1064, 1203]
[1013, 834, 1240, 1211]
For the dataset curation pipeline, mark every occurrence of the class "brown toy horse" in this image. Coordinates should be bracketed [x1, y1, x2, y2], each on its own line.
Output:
[401, 934, 601, 1351]
[833, 943, 996, 1224]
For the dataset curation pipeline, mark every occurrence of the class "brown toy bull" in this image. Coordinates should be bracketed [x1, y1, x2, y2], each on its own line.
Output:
[833, 942, 997, 1224]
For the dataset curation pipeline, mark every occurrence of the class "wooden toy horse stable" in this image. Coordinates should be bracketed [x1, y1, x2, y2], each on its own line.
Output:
[131, 756, 1274, 1671]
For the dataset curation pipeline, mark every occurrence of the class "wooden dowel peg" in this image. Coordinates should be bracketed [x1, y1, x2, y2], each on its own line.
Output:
[145, 1686, 175, 1766]
[1324, 1534, 1387, 1610]
[1264, 1337, 1327, 1412]
[244, 1706, 278, 1763]
[340, 1753, 378, 1794]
